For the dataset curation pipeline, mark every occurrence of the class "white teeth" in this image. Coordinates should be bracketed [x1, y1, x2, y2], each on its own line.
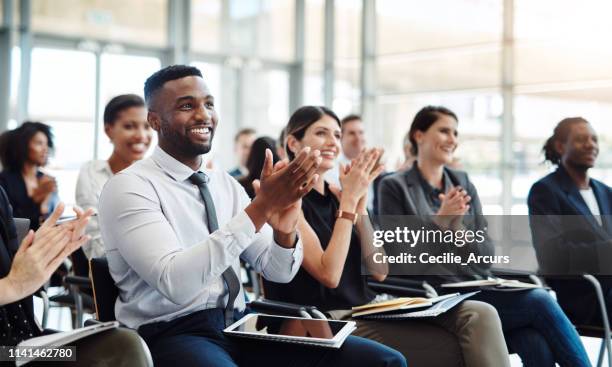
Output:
[189, 127, 211, 134]
[132, 143, 145, 150]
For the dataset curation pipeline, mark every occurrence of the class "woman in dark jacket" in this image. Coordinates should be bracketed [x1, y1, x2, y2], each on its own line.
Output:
[378, 105, 590, 367]
[0, 122, 59, 229]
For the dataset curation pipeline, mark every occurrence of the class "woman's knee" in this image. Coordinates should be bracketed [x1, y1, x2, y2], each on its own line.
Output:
[456, 300, 502, 330]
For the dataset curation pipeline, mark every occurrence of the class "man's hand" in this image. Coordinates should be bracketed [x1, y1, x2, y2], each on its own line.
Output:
[246, 147, 321, 231]
[253, 167, 302, 248]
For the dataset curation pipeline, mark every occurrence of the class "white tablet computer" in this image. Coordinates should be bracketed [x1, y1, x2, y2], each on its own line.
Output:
[223, 314, 356, 349]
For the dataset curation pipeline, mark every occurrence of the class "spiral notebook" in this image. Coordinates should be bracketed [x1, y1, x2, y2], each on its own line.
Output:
[355, 291, 479, 320]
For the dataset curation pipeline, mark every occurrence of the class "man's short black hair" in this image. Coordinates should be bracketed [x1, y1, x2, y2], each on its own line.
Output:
[144, 65, 203, 106]
[340, 114, 362, 132]
[103, 94, 145, 125]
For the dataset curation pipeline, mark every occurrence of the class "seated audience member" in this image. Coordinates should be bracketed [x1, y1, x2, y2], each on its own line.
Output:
[395, 131, 416, 172]
[378, 106, 591, 367]
[75, 94, 152, 259]
[326, 114, 385, 214]
[238, 136, 279, 199]
[98, 65, 406, 367]
[264, 105, 510, 367]
[0, 187, 148, 366]
[528, 117, 612, 326]
[0, 122, 58, 230]
[324, 114, 365, 187]
[228, 128, 256, 178]
[276, 128, 288, 160]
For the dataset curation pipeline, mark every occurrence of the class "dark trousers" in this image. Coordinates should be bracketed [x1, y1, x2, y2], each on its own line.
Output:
[137, 308, 406, 367]
[473, 288, 590, 367]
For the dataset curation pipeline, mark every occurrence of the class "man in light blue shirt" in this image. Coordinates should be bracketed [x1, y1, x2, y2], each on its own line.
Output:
[98, 65, 406, 367]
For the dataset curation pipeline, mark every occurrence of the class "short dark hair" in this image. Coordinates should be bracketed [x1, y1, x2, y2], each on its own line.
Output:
[234, 128, 256, 143]
[0, 121, 54, 172]
[341, 114, 361, 127]
[408, 106, 458, 156]
[103, 94, 145, 125]
[542, 117, 589, 165]
[144, 65, 203, 106]
[285, 106, 340, 160]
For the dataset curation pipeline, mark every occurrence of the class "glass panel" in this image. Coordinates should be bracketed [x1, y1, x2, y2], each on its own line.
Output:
[334, 0, 361, 117]
[97, 53, 161, 159]
[9, 47, 20, 124]
[226, 0, 295, 62]
[333, 61, 360, 118]
[515, 0, 612, 85]
[29, 48, 97, 207]
[305, 0, 324, 62]
[377, 47, 501, 94]
[29, 48, 96, 121]
[376, 0, 502, 55]
[46, 121, 95, 208]
[304, 62, 324, 105]
[335, 0, 361, 61]
[242, 68, 290, 136]
[32, 0, 167, 46]
[191, 0, 222, 53]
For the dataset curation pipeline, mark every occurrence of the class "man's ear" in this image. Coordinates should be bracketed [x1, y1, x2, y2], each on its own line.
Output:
[286, 134, 301, 156]
[554, 139, 566, 157]
[148, 111, 161, 132]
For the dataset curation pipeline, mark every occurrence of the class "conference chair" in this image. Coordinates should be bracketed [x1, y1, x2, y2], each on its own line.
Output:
[88, 257, 327, 324]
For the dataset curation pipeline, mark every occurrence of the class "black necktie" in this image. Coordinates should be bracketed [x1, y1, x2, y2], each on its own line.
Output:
[189, 172, 241, 326]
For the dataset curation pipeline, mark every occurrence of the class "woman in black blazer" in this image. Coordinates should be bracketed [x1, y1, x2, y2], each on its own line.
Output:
[378, 106, 590, 367]
[0, 122, 59, 229]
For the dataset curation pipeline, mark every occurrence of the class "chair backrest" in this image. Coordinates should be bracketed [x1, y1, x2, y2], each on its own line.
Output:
[13, 218, 31, 244]
[71, 247, 90, 277]
[89, 257, 119, 322]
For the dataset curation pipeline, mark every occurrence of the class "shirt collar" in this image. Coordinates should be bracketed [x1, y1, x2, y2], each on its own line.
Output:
[96, 160, 113, 175]
[413, 162, 452, 197]
[152, 145, 208, 182]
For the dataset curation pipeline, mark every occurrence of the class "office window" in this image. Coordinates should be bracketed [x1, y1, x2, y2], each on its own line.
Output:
[242, 68, 290, 136]
[32, 0, 167, 46]
[334, 0, 361, 117]
[224, 0, 295, 62]
[191, 0, 222, 53]
[29, 48, 96, 206]
[513, 0, 612, 206]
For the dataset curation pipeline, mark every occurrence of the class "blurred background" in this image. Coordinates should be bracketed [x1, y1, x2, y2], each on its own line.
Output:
[1, 0, 611, 214]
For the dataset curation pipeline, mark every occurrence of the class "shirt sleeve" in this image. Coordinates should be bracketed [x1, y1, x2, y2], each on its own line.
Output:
[234, 179, 303, 283]
[75, 164, 105, 259]
[99, 173, 264, 305]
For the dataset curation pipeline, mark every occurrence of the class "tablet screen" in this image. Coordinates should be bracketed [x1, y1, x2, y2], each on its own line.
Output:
[233, 315, 349, 340]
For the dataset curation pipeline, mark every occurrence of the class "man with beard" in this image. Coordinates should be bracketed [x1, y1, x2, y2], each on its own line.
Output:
[98, 65, 406, 367]
[528, 117, 612, 326]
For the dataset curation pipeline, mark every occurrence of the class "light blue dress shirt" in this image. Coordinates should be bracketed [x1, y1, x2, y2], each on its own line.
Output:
[98, 146, 303, 329]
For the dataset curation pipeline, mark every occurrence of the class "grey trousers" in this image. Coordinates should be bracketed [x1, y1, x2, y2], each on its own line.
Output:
[329, 300, 510, 367]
